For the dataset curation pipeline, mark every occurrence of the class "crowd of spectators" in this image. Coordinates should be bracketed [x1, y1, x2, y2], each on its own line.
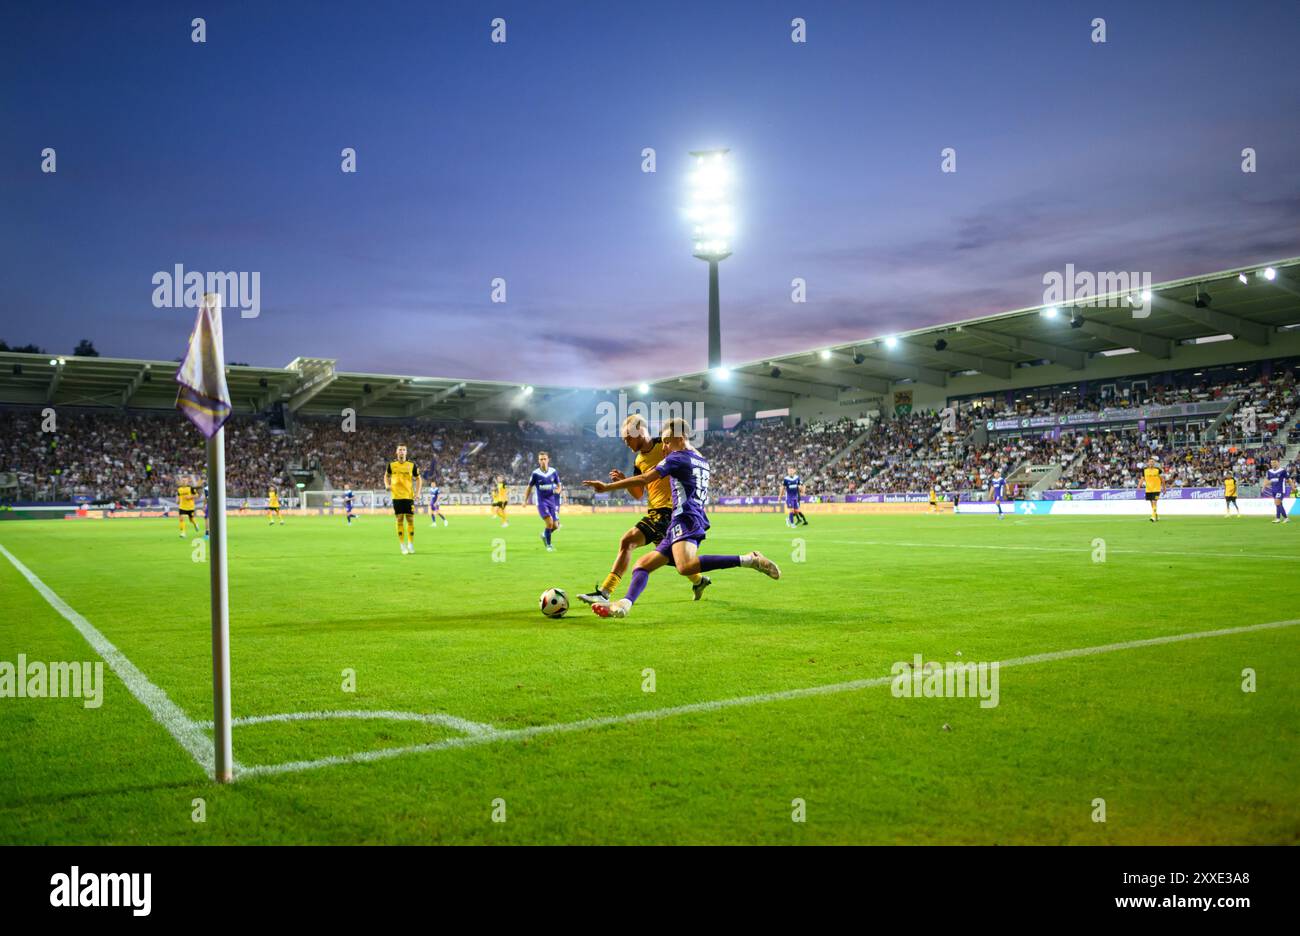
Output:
[0, 410, 621, 502]
[1, 363, 1295, 502]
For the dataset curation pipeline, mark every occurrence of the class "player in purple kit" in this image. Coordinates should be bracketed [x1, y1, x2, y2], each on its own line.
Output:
[782, 469, 808, 526]
[428, 482, 448, 527]
[581, 417, 780, 618]
[525, 451, 562, 550]
[1266, 458, 1289, 524]
[990, 471, 1007, 518]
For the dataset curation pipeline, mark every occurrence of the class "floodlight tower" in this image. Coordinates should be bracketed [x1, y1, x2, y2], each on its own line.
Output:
[687, 149, 734, 370]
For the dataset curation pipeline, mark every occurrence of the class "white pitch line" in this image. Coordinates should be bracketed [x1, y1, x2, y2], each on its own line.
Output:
[0, 542, 221, 778]
[196, 709, 495, 736]
[237, 617, 1300, 780]
[754, 535, 1300, 563]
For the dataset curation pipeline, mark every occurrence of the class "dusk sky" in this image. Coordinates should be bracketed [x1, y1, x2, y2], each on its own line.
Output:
[3, 0, 1299, 385]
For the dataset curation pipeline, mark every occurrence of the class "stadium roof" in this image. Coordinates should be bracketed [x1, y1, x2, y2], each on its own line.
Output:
[3, 258, 1299, 420]
[635, 257, 1300, 409]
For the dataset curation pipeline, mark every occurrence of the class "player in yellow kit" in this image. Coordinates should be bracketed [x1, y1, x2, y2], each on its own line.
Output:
[267, 486, 284, 525]
[928, 483, 940, 513]
[1141, 458, 1162, 522]
[176, 477, 200, 537]
[1224, 471, 1240, 517]
[384, 444, 422, 554]
[577, 414, 711, 605]
[491, 475, 509, 527]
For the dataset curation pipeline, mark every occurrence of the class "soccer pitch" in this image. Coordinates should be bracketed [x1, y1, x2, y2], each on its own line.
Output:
[1, 512, 1296, 845]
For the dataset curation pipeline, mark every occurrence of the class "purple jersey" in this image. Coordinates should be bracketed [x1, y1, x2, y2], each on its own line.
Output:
[782, 475, 801, 505]
[529, 467, 560, 501]
[1267, 467, 1289, 497]
[428, 486, 440, 507]
[991, 477, 1006, 499]
[653, 449, 711, 530]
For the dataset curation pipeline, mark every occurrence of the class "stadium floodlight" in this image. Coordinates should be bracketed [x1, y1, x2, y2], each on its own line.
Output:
[637, 382, 650, 395]
[883, 336, 899, 349]
[522, 385, 534, 396]
[1042, 306, 1059, 319]
[49, 358, 58, 365]
[1238, 273, 1249, 284]
[687, 148, 734, 370]
[713, 367, 730, 381]
[1263, 267, 1277, 281]
[1141, 290, 1152, 301]
[820, 349, 832, 360]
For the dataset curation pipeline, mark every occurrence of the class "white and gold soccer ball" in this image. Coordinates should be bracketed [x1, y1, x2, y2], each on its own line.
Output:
[539, 587, 569, 619]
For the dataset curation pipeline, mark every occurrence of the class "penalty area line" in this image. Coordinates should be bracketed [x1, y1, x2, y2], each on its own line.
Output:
[237, 617, 1300, 780]
[0, 542, 228, 779]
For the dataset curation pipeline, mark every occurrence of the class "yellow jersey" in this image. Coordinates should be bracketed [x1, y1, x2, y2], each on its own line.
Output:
[177, 486, 196, 510]
[929, 488, 937, 503]
[1225, 477, 1237, 497]
[268, 489, 280, 508]
[387, 460, 419, 500]
[634, 439, 673, 510]
[1142, 467, 1162, 493]
[494, 482, 509, 504]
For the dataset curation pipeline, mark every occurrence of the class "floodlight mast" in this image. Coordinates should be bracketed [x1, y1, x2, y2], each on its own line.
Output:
[688, 148, 733, 370]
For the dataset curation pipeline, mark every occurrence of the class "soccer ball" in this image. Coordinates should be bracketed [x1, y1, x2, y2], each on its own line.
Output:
[539, 587, 569, 619]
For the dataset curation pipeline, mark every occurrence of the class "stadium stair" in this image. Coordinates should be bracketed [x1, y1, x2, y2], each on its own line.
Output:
[1026, 463, 1064, 497]
[817, 423, 875, 473]
[1205, 397, 1240, 441]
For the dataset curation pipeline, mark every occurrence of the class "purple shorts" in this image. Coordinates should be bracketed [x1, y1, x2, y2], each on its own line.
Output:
[655, 513, 709, 558]
[536, 499, 559, 521]
[785, 498, 799, 509]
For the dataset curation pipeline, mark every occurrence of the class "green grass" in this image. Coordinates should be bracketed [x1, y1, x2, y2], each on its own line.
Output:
[1, 510, 1297, 844]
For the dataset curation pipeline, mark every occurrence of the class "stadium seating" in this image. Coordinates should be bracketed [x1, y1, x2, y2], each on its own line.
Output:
[1, 363, 1294, 502]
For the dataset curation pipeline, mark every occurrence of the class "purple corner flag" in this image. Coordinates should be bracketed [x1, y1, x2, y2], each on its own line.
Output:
[175, 294, 232, 438]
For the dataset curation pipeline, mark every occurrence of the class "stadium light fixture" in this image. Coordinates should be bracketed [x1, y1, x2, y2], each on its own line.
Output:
[1141, 290, 1152, 301]
[637, 382, 650, 395]
[883, 336, 899, 350]
[49, 358, 58, 365]
[819, 349, 832, 360]
[713, 367, 731, 381]
[1238, 273, 1249, 284]
[522, 385, 534, 396]
[687, 148, 734, 370]
[1041, 306, 1059, 319]
[1263, 267, 1277, 281]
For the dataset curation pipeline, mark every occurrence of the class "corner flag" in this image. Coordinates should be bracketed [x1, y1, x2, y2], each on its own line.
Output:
[175, 293, 234, 782]
[176, 293, 232, 437]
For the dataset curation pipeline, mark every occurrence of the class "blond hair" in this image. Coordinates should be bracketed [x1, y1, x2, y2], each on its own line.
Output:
[661, 417, 695, 448]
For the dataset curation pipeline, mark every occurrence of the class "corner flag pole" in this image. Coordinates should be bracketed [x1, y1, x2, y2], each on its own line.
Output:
[208, 400, 233, 783]
[175, 291, 234, 782]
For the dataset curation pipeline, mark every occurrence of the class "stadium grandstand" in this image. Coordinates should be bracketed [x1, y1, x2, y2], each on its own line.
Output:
[2, 258, 1298, 509]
